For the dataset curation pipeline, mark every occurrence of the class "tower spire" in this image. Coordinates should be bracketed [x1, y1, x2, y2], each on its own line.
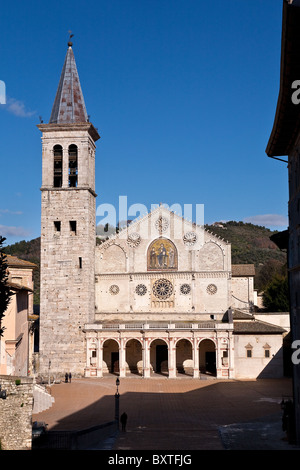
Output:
[49, 40, 88, 124]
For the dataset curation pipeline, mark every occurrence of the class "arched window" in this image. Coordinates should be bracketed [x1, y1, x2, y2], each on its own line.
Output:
[53, 145, 63, 187]
[68, 144, 78, 187]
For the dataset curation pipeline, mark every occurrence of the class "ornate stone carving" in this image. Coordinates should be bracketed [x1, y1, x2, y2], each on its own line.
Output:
[127, 232, 141, 248]
[183, 231, 197, 246]
[155, 216, 169, 233]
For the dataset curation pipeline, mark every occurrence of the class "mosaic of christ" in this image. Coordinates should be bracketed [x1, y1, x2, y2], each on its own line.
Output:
[147, 238, 178, 270]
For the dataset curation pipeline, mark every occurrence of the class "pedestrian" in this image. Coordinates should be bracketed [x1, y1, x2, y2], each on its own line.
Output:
[65, 372, 68, 383]
[69, 372, 72, 383]
[120, 412, 127, 432]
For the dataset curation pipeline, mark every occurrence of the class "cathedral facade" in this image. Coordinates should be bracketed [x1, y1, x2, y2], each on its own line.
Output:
[37, 43, 286, 380]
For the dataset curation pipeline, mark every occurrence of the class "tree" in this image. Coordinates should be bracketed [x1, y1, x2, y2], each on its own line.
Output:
[0, 236, 13, 336]
[262, 274, 289, 312]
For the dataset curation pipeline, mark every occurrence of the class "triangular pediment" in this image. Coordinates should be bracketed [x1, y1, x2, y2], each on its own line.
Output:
[97, 204, 228, 250]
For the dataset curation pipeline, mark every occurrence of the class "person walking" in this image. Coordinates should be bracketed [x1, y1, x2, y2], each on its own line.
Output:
[69, 372, 72, 383]
[120, 412, 127, 432]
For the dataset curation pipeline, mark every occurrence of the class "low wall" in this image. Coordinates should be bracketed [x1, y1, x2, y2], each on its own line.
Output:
[33, 420, 118, 450]
[0, 375, 34, 450]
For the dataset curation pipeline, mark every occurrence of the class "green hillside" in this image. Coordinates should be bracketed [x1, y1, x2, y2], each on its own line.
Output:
[2, 221, 287, 304]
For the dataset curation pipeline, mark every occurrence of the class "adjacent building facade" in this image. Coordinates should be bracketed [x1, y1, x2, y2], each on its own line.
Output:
[37, 41, 287, 381]
[266, 0, 300, 445]
[0, 255, 36, 376]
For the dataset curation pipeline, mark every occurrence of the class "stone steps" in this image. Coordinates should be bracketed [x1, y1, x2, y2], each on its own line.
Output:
[33, 384, 55, 414]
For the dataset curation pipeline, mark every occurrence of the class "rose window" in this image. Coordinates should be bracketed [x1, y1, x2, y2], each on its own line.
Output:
[109, 284, 120, 295]
[135, 284, 147, 296]
[206, 284, 217, 295]
[152, 278, 173, 299]
[180, 283, 191, 295]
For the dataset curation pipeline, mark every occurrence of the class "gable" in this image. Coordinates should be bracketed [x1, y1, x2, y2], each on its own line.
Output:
[95, 206, 230, 274]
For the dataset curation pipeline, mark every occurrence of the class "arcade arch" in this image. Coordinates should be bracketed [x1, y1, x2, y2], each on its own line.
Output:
[150, 339, 169, 375]
[176, 338, 193, 376]
[199, 338, 216, 376]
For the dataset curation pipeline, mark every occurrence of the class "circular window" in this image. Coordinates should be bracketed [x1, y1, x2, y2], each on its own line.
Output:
[180, 283, 191, 295]
[207, 284, 217, 295]
[136, 284, 147, 296]
[183, 231, 197, 246]
[152, 278, 173, 299]
[109, 284, 120, 295]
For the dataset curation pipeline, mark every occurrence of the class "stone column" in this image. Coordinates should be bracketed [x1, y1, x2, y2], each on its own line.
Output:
[228, 332, 235, 379]
[97, 338, 103, 377]
[119, 337, 126, 377]
[193, 336, 200, 379]
[142, 337, 151, 378]
[62, 145, 69, 188]
[215, 334, 222, 379]
[168, 337, 176, 378]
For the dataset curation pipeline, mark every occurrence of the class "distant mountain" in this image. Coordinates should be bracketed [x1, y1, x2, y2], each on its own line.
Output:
[2, 221, 287, 304]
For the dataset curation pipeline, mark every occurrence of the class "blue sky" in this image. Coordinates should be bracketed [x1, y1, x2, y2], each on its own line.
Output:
[0, 0, 288, 245]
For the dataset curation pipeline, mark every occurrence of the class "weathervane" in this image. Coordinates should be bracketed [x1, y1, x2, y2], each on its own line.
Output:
[68, 30, 74, 47]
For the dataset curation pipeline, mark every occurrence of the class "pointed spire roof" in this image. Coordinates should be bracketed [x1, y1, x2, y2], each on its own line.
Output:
[49, 42, 88, 124]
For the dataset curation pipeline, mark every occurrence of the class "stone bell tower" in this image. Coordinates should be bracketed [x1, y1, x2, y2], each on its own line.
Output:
[38, 40, 100, 377]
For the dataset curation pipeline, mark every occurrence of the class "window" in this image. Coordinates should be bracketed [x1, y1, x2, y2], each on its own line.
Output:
[70, 220, 77, 234]
[265, 349, 270, 358]
[79, 257, 82, 269]
[53, 145, 63, 187]
[68, 144, 78, 187]
[54, 221, 61, 232]
[245, 343, 253, 358]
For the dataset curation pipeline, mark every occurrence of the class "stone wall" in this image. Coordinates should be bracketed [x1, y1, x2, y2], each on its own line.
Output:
[0, 375, 33, 450]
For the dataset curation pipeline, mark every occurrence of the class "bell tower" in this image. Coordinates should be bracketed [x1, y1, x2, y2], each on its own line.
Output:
[38, 40, 100, 376]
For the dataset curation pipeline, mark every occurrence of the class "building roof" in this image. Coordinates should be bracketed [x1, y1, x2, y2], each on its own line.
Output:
[232, 264, 255, 276]
[232, 308, 285, 334]
[49, 43, 88, 124]
[6, 254, 37, 269]
[8, 281, 33, 292]
[266, 1, 300, 157]
[233, 320, 285, 334]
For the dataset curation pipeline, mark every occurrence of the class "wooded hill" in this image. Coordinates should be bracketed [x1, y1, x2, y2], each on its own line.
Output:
[2, 221, 287, 305]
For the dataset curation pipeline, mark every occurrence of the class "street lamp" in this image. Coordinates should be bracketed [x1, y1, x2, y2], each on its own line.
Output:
[48, 360, 51, 386]
[115, 377, 120, 428]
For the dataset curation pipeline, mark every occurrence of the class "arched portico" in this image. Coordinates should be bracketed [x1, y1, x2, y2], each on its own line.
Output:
[176, 338, 193, 376]
[125, 338, 143, 376]
[199, 338, 216, 376]
[150, 339, 169, 375]
[103, 339, 120, 375]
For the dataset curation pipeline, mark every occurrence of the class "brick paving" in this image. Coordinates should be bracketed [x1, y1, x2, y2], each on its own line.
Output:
[32, 375, 296, 450]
